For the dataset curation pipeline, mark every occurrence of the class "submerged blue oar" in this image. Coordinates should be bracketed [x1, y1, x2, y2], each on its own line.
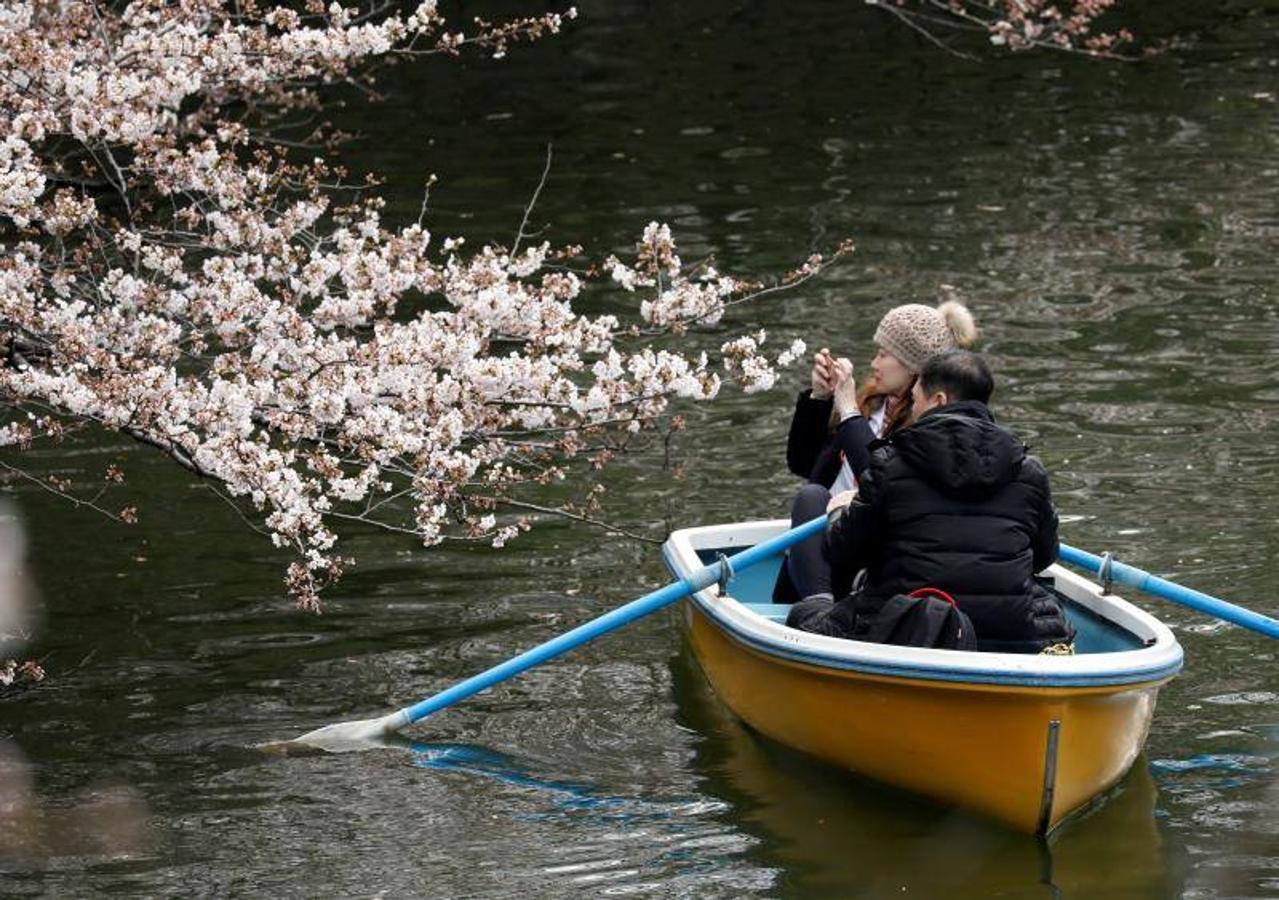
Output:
[290, 516, 826, 751]
[1059, 543, 1279, 639]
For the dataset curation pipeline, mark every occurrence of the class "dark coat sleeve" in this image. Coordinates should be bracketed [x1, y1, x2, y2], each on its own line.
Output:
[1026, 457, 1060, 573]
[831, 415, 877, 480]
[786, 389, 835, 479]
[823, 459, 885, 576]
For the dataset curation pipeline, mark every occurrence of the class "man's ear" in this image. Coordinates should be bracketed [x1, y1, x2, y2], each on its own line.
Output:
[927, 390, 950, 410]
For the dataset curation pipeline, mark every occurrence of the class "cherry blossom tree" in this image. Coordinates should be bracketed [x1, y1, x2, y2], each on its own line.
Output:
[0, 0, 847, 610]
[0, 0, 1137, 618]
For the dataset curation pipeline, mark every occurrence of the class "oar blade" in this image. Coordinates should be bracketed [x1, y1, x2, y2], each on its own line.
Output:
[287, 712, 406, 753]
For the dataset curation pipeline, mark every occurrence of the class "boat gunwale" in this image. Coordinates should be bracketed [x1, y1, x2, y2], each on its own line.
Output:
[663, 519, 1185, 689]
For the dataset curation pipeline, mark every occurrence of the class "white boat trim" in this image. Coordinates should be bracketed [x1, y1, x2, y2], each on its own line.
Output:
[662, 519, 1185, 688]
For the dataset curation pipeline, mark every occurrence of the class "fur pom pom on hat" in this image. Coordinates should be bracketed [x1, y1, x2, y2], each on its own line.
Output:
[873, 300, 978, 373]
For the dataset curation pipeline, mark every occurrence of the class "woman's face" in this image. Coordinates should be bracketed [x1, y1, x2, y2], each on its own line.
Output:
[871, 347, 913, 394]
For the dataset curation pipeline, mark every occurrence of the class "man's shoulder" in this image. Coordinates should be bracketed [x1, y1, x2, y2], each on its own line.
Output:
[862, 440, 910, 495]
[1018, 452, 1053, 489]
[866, 437, 901, 467]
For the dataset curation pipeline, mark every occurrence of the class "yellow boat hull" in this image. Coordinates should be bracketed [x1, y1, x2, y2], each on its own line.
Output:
[683, 599, 1169, 834]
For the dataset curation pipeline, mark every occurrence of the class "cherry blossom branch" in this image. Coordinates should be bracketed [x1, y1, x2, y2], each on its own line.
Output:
[864, 0, 1138, 58]
[119, 428, 211, 480]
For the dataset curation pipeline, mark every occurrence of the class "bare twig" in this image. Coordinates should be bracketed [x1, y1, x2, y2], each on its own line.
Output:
[0, 460, 129, 522]
[496, 497, 663, 544]
[203, 482, 272, 538]
[511, 143, 552, 257]
[866, 0, 980, 61]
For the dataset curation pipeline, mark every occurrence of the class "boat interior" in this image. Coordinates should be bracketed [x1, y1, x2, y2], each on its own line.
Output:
[693, 548, 1148, 655]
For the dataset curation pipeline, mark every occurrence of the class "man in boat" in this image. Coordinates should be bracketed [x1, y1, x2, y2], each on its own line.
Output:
[785, 349, 1075, 653]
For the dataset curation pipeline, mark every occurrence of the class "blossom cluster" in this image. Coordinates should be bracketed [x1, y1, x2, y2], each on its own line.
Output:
[0, 2, 843, 609]
[0, 658, 43, 688]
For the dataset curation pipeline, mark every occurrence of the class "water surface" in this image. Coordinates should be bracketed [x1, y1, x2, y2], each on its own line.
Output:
[3, 1, 1278, 896]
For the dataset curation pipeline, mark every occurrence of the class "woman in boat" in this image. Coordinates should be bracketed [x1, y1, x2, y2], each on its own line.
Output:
[788, 350, 1076, 653]
[776, 300, 979, 603]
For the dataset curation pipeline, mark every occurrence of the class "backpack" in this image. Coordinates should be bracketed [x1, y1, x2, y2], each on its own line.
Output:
[857, 587, 978, 651]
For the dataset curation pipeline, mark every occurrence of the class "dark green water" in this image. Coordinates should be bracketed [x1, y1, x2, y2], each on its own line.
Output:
[3, 2, 1278, 896]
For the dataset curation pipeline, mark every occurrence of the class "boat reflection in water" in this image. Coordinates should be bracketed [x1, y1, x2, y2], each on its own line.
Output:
[670, 645, 1185, 898]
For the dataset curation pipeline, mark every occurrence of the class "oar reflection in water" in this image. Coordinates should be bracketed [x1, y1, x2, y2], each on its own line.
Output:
[390, 735, 778, 891]
[1151, 721, 1278, 819]
[403, 738, 627, 815]
[386, 734, 726, 824]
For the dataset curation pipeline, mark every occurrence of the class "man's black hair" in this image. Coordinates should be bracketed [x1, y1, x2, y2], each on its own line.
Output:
[919, 349, 994, 405]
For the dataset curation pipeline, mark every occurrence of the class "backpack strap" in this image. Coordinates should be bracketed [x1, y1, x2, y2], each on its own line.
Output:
[907, 588, 975, 649]
[908, 586, 958, 609]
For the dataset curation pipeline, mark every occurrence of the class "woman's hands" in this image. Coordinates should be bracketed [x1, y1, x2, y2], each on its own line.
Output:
[832, 356, 857, 419]
[810, 349, 857, 409]
[810, 348, 837, 399]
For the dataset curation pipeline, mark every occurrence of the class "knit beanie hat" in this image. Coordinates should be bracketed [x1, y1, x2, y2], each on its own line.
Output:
[873, 300, 978, 373]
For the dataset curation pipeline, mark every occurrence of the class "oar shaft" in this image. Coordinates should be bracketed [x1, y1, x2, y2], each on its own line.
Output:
[1059, 543, 1279, 639]
[397, 516, 827, 727]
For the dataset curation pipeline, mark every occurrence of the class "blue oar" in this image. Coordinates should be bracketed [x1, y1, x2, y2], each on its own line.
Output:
[290, 516, 827, 751]
[1059, 543, 1279, 639]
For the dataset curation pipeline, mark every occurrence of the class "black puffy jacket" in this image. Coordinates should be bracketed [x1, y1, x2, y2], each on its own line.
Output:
[826, 400, 1075, 653]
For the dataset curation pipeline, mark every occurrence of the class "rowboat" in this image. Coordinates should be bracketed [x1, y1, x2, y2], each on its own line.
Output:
[661, 519, 1184, 834]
